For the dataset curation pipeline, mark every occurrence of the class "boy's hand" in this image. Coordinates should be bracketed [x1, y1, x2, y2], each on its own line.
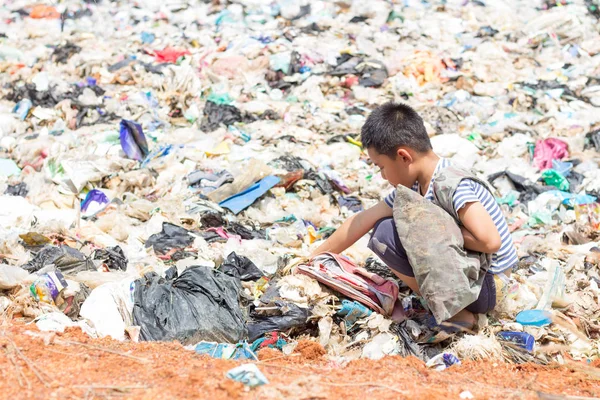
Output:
[309, 200, 393, 257]
[457, 202, 502, 254]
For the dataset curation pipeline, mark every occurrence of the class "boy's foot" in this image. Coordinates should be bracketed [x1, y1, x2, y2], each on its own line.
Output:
[420, 310, 478, 344]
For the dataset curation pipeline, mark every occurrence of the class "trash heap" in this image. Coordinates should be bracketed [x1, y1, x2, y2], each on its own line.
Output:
[1, 0, 600, 373]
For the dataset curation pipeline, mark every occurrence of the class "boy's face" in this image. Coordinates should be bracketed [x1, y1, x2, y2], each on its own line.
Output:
[367, 147, 417, 189]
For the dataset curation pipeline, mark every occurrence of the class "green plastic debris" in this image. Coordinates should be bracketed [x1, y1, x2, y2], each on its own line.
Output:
[497, 191, 519, 207]
[387, 10, 404, 23]
[207, 92, 234, 105]
[528, 211, 553, 227]
[541, 169, 570, 191]
[46, 158, 65, 180]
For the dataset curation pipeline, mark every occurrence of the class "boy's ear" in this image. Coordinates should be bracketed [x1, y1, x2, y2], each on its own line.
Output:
[396, 148, 413, 163]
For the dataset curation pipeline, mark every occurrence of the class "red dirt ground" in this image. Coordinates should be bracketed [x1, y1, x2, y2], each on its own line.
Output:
[0, 321, 599, 400]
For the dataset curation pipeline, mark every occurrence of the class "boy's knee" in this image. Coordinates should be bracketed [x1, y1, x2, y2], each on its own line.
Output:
[368, 218, 396, 255]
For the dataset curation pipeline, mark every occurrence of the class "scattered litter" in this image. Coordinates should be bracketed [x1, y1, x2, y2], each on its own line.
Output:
[226, 364, 269, 388]
[0, 0, 599, 386]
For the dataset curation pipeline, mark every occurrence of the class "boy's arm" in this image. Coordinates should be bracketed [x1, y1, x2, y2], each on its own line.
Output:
[458, 202, 502, 254]
[310, 200, 393, 257]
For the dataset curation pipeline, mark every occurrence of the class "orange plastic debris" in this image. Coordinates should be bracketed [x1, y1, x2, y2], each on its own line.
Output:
[29, 4, 61, 19]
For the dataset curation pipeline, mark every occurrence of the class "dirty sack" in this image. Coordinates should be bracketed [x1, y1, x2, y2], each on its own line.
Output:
[132, 266, 247, 344]
[393, 178, 490, 323]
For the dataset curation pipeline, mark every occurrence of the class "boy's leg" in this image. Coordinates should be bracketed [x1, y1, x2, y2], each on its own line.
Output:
[368, 218, 495, 330]
[367, 217, 420, 293]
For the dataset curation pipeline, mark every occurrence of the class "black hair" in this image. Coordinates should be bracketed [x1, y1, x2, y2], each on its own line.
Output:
[360, 102, 432, 157]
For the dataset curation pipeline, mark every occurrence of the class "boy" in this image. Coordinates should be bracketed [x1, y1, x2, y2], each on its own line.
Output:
[311, 102, 517, 330]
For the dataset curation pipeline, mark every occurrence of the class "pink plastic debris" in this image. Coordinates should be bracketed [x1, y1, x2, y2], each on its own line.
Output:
[534, 138, 569, 171]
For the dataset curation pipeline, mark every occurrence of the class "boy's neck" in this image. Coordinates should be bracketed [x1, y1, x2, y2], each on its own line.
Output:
[416, 152, 440, 196]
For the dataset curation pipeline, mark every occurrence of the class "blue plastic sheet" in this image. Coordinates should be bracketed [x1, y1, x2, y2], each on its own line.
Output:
[547, 190, 596, 207]
[195, 341, 257, 360]
[219, 176, 280, 214]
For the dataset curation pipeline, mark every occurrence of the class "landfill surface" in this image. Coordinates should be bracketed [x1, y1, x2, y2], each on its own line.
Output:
[1, 0, 600, 397]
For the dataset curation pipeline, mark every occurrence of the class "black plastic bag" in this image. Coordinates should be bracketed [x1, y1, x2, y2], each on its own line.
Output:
[357, 60, 388, 88]
[52, 42, 81, 64]
[200, 101, 244, 132]
[585, 129, 600, 152]
[145, 222, 195, 254]
[488, 170, 551, 203]
[4, 182, 28, 197]
[22, 245, 96, 275]
[227, 222, 266, 240]
[220, 252, 264, 281]
[132, 266, 247, 344]
[93, 246, 128, 271]
[247, 300, 309, 342]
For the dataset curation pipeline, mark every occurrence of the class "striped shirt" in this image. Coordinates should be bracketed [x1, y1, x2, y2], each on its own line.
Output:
[384, 158, 517, 274]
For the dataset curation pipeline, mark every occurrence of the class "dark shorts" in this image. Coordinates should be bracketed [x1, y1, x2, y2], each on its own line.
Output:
[367, 218, 496, 314]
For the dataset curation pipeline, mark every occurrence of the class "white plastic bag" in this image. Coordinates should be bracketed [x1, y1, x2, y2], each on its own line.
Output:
[0, 265, 30, 290]
[80, 279, 135, 341]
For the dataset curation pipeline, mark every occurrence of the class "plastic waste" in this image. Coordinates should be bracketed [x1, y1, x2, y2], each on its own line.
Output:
[361, 332, 400, 360]
[119, 119, 149, 161]
[534, 138, 569, 171]
[145, 222, 195, 255]
[337, 299, 373, 330]
[250, 332, 288, 352]
[547, 190, 597, 208]
[226, 364, 269, 388]
[80, 279, 135, 341]
[497, 331, 535, 353]
[133, 266, 247, 344]
[12, 99, 32, 121]
[208, 159, 272, 203]
[220, 252, 264, 281]
[30, 271, 68, 304]
[93, 246, 128, 271]
[195, 341, 257, 360]
[140, 32, 155, 44]
[541, 169, 570, 191]
[515, 310, 553, 327]
[247, 300, 309, 342]
[153, 47, 190, 63]
[0, 265, 30, 290]
[219, 175, 280, 214]
[0, 159, 21, 177]
[337, 196, 364, 213]
[29, 4, 60, 19]
[425, 353, 461, 371]
[5, 182, 28, 197]
[22, 245, 96, 275]
[81, 189, 110, 217]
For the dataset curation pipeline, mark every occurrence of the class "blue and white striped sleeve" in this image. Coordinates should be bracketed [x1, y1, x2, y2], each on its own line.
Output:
[384, 190, 396, 208]
[453, 180, 481, 211]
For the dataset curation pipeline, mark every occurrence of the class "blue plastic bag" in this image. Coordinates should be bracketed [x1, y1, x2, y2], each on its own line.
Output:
[119, 119, 149, 161]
